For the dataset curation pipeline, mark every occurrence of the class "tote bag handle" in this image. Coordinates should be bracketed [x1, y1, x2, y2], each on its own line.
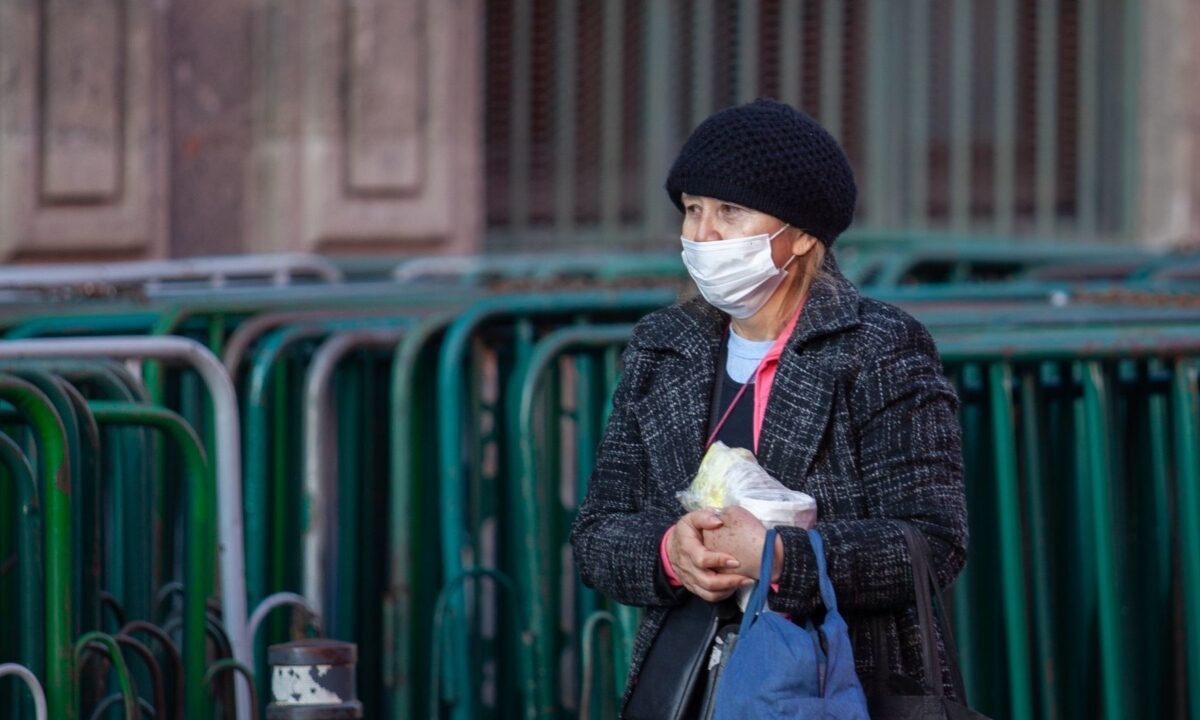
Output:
[740, 528, 841, 629]
[896, 522, 970, 703]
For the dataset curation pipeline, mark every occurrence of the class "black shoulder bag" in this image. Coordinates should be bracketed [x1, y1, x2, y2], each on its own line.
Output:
[866, 522, 992, 720]
[624, 594, 739, 720]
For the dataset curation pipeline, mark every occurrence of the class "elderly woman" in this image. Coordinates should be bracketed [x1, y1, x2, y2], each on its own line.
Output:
[570, 99, 967, 715]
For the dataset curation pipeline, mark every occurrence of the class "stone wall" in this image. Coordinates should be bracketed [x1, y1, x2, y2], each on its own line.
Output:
[1140, 0, 1200, 249]
[0, 0, 482, 262]
[2, 0, 1198, 260]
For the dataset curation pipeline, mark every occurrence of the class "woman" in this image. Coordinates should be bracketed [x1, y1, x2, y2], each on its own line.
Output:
[570, 99, 968, 714]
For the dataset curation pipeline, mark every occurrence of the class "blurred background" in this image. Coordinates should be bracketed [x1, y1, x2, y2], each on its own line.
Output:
[2, 0, 1198, 260]
[2, 1, 1200, 720]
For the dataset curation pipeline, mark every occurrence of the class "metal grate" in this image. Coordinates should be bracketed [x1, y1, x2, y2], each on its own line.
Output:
[484, 0, 1140, 252]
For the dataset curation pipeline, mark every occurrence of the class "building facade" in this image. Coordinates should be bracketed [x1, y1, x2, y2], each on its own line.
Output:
[1, 0, 1197, 262]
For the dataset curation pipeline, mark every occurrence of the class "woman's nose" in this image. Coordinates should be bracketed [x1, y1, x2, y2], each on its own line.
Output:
[692, 213, 722, 242]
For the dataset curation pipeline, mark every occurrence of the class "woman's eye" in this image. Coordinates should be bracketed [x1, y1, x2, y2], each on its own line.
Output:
[720, 204, 742, 217]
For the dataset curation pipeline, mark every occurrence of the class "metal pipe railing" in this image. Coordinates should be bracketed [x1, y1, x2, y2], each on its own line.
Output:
[32, 361, 155, 620]
[89, 401, 214, 718]
[509, 324, 636, 715]
[1171, 359, 1200, 720]
[0, 376, 73, 720]
[435, 290, 674, 718]
[0, 432, 41, 689]
[0, 337, 251, 720]
[240, 315, 412, 618]
[122, 620, 184, 720]
[113, 634, 166, 720]
[248, 591, 322, 644]
[384, 313, 457, 718]
[0, 253, 342, 294]
[302, 327, 407, 621]
[75, 632, 138, 720]
[0, 663, 48, 720]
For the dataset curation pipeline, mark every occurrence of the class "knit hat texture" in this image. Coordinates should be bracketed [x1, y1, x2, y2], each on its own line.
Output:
[665, 98, 857, 245]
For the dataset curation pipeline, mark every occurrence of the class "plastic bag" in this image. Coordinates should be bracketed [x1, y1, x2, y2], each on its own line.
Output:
[679, 441, 817, 529]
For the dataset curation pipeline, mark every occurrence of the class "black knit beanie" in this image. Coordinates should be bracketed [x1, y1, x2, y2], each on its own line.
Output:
[665, 98, 857, 246]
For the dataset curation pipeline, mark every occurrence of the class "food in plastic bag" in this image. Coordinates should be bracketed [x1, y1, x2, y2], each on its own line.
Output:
[679, 441, 817, 529]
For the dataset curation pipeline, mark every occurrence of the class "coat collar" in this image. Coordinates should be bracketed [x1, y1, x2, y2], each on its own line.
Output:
[629, 258, 863, 494]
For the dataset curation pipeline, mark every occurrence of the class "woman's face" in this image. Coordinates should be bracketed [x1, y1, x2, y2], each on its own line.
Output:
[680, 193, 814, 268]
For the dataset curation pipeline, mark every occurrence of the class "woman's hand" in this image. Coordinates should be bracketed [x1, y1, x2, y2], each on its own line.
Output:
[667, 510, 754, 601]
[701, 506, 784, 582]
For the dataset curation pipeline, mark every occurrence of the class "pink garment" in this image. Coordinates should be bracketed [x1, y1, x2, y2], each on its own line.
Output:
[659, 298, 807, 585]
[751, 296, 807, 452]
[661, 525, 684, 587]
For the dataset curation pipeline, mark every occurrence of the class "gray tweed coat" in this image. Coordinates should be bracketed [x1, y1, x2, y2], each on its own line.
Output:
[569, 263, 968, 710]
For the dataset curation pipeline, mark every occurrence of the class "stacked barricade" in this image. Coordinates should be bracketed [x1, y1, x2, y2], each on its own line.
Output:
[0, 243, 1197, 719]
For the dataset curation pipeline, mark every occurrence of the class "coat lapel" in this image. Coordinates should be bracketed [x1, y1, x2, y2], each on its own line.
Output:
[631, 298, 724, 491]
[757, 348, 840, 487]
[758, 271, 862, 486]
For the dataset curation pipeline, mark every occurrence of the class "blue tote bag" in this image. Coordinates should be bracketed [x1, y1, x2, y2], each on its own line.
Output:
[713, 528, 870, 719]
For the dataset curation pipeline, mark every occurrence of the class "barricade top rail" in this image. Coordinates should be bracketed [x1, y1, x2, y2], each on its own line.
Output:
[0, 252, 343, 296]
[934, 323, 1200, 361]
[0, 282, 480, 333]
[907, 303, 1200, 330]
[854, 243, 1163, 287]
[1141, 253, 1200, 281]
[391, 252, 685, 284]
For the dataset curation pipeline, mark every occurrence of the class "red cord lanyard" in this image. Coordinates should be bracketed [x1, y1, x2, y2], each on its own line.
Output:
[703, 348, 770, 449]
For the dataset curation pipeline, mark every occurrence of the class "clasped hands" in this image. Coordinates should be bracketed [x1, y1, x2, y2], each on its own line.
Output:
[666, 506, 784, 602]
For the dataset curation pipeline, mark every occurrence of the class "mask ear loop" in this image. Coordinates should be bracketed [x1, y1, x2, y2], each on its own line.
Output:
[770, 224, 798, 272]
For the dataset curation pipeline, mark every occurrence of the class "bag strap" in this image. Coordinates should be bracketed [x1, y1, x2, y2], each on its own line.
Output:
[898, 522, 970, 703]
[869, 615, 890, 687]
[738, 527, 779, 636]
[805, 529, 839, 614]
[740, 528, 841, 631]
[901, 524, 942, 697]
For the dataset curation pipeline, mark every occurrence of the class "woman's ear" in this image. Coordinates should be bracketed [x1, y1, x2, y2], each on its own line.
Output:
[790, 231, 819, 257]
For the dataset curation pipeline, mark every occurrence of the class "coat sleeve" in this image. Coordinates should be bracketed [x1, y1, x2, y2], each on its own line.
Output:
[569, 343, 689, 609]
[769, 314, 968, 616]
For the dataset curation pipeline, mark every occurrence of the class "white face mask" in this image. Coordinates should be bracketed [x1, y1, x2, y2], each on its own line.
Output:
[680, 224, 795, 319]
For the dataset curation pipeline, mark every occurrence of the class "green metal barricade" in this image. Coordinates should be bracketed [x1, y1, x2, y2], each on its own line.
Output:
[433, 290, 677, 719]
[0, 432, 43, 720]
[234, 312, 427, 717]
[87, 400, 215, 718]
[3, 249, 1200, 719]
[491, 314, 1200, 720]
[386, 313, 457, 719]
[0, 374, 74, 720]
[0, 363, 220, 719]
[0, 340, 251, 719]
[506, 324, 639, 719]
[936, 326, 1200, 720]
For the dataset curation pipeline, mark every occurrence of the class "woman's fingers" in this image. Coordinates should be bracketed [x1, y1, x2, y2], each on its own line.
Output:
[691, 547, 739, 570]
[687, 569, 751, 601]
[670, 510, 752, 598]
[699, 507, 767, 576]
[675, 522, 738, 570]
[684, 509, 725, 531]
